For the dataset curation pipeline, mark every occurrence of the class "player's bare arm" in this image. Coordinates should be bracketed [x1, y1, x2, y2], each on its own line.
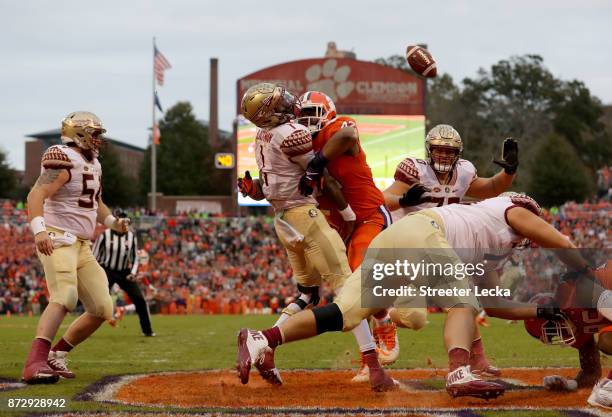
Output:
[322, 125, 359, 157]
[97, 198, 129, 234]
[27, 169, 70, 256]
[506, 206, 589, 271]
[467, 138, 518, 199]
[478, 269, 541, 319]
[383, 180, 409, 210]
[321, 170, 355, 242]
[466, 171, 515, 199]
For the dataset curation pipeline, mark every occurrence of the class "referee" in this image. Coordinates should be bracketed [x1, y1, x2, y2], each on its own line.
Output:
[93, 212, 155, 336]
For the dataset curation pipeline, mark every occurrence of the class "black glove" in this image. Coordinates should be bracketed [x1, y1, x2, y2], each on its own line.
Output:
[298, 152, 328, 196]
[493, 137, 519, 175]
[536, 305, 564, 321]
[399, 184, 430, 207]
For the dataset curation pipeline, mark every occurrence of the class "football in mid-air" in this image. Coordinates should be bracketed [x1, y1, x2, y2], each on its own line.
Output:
[405, 45, 437, 78]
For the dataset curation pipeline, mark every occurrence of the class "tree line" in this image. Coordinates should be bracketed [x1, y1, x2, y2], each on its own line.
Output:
[376, 54, 612, 206]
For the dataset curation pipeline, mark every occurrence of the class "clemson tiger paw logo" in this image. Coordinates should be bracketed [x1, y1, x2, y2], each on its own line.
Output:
[305, 59, 354, 101]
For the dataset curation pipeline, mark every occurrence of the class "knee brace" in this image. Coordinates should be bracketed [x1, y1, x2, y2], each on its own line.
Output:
[312, 303, 343, 334]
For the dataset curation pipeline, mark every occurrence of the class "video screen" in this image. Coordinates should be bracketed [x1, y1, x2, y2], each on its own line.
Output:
[237, 114, 426, 206]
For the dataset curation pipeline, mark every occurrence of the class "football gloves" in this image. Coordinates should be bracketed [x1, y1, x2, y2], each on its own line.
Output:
[399, 184, 430, 207]
[237, 171, 256, 198]
[536, 304, 565, 321]
[493, 137, 519, 175]
[298, 151, 329, 196]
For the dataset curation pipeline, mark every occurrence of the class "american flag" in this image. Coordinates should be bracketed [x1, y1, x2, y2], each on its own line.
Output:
[154, 46, 172, 86]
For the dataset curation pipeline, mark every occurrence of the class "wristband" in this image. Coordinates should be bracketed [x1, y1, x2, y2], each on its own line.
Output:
[30, 216, 47, 236]
[104, 214, 117, 229]
[339, 205, 356, 221]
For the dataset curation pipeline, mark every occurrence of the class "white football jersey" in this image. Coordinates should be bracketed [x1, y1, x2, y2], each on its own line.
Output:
[431, 196, 525, 268]
[255, 122, 317, 211]
[392, 157, 477, 222]
[41, 145, 102, 240]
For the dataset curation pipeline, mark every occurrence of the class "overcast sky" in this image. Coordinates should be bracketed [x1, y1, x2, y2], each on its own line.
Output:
[1, 0, 611, 170]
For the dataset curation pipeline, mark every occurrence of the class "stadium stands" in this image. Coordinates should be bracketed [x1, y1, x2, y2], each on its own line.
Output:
[0, 198, 609, 315]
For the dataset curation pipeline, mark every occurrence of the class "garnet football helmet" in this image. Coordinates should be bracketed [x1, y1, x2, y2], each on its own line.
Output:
[61, 111, 106, 152]
[240, 83, 301, 128]
[524, 293, 576, 346]
[425, 124, 462, 172]
[297, 91, 337, 133]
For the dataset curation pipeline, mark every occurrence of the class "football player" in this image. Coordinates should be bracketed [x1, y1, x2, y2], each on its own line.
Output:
[541, 260, 612, 409]
[238, 83, 396, 391]
[382, 124, 519, 377]
[525, 295, 604, 383]
[238, 193, 590, 399]
[22, 111, 129, 384]
[296, 91, 411, 382]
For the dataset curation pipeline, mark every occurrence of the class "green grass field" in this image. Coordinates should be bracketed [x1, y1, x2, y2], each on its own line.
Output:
[0, 313, 597, 416]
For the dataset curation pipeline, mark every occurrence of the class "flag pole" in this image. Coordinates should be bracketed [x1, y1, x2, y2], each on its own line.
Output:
[151, 37, 157, 212]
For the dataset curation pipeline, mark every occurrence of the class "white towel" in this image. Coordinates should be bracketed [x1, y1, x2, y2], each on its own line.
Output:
[50, 231, 77, 248]
[274, 214, 304, 248]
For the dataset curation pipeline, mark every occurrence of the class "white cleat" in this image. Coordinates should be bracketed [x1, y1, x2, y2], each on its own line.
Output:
[588, 378, 612, 410]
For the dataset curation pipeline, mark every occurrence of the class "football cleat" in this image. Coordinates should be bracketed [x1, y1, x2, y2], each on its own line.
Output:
[22, 361, 58, 385]
[476, 315, 490, 327]
[255, 348, 283, 386]
[373, 320, 400, 365]
[471, 360, 502, 378]
[236, 328, 271, 385]
[361, 350, 398, 392]
[369, 365, 399, 392]
[48, 351, 75, 379]
[115, 306, 125, 322]
[351, 352, 369, 383]
[446, 365, 504, 400]
[588, 378, 612, 410]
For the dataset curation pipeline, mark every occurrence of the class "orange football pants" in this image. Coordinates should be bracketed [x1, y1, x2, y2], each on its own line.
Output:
[347, 210, 387, 272]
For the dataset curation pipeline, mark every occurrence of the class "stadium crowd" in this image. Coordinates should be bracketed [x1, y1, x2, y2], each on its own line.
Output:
[0, 197, 610, 315]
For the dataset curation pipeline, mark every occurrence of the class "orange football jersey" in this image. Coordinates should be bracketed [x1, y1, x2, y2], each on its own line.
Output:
[313, 116, 385, 226]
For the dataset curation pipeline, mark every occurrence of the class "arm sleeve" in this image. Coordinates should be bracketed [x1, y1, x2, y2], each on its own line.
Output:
[394, 158, 420, 185]
[130, 234, 139, 276]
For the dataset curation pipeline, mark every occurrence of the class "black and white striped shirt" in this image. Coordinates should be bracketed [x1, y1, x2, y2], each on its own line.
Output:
[93, 229, 139, 275]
